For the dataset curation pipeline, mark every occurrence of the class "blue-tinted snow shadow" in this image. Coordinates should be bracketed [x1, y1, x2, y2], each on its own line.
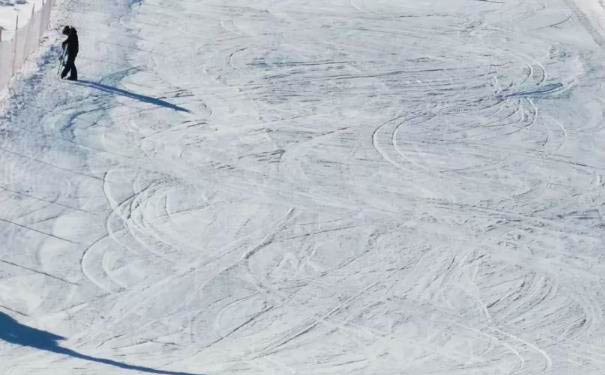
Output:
[0, 312, 204, 375]
[74, 80, 191, 113]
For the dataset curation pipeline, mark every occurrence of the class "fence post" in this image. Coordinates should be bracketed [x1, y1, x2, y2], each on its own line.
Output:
[25, 4, 34, 56]
[1, 0, 54, 90]
[38, 1, 45, 40]
[11, 15, 18, 76]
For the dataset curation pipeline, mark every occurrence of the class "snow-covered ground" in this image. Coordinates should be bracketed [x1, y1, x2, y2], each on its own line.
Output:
[1, 0, 605, 374]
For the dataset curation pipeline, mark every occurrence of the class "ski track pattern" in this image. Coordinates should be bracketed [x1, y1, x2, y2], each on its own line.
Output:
[0, 0, 605, 374]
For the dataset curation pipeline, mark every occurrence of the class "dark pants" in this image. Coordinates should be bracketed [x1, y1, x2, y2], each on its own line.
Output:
[61, 55, 77, 80]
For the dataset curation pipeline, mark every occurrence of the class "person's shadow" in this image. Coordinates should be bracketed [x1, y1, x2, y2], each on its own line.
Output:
[73, 80, 191, 113]
[0, 312, 203, 375]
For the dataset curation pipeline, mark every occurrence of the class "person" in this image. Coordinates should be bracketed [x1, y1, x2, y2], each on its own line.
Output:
[60, 26, 79, 81]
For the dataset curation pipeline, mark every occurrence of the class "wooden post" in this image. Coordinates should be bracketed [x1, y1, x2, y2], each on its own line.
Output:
[25, 4, 34, 56]
[11, 15, 18, 75]
[40, 1, 45, 40]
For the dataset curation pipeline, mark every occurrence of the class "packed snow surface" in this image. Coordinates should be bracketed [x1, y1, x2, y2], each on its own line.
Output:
[1, 0, 605, 374]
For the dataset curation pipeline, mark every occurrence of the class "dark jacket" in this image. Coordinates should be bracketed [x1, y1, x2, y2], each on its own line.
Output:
[62, 28, 79, 59]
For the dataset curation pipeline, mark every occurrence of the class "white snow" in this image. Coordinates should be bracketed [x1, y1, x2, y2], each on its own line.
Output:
[1, 0, 605, 374]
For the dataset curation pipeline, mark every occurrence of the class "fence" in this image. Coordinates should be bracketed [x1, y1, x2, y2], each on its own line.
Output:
[0, 0, 55, 91]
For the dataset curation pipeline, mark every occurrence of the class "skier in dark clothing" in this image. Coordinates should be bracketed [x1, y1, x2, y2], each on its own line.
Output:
[60, 26, 79, 81]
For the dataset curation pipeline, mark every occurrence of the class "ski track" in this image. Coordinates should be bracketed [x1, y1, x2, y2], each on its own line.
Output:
[0, 0, 605, 374]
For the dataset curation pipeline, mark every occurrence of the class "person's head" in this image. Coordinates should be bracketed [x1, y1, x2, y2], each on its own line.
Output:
[62, 26, 71, 35]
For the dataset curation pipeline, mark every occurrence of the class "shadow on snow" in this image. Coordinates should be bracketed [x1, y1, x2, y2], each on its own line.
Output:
[0, 312, 203, 375]
[74, 80, 191, 113]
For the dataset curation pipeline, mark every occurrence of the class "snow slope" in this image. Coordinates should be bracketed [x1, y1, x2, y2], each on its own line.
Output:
[1, 0, 605, 374]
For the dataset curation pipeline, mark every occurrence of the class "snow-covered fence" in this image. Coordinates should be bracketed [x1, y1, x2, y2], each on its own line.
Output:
[0, 0, 55, 90]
